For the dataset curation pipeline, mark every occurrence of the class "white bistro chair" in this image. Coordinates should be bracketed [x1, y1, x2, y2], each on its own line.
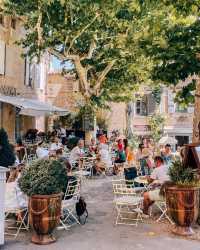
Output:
[59, 179, 81, 230]
[112, 179, 143, 226]
[4, 182, 29, 238]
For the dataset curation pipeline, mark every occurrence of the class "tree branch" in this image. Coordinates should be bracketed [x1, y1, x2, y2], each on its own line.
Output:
[92, 60, 116, 93]
[80, 38, 96, 60]
[66, 13, 99, 55]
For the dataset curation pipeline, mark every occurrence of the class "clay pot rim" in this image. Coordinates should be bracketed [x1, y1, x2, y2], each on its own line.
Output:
[166, 185, 199, 191]
[30, 193, 62, 199]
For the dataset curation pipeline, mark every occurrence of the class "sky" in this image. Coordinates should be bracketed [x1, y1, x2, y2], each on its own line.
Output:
[51, 55, 74, 72]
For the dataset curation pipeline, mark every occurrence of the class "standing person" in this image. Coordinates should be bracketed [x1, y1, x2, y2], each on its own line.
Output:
[161, 144, 174, 165]
[136, 143, 151, 176]
[123, 139, 135, 166]
[59, 125, 67, 145]
[113, 139, 126, 175]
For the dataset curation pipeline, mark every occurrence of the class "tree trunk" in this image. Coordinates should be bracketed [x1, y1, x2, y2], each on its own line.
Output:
[83, 113, 96, 146]
[126, 102, 134, 138]
[192, 79, 200, 143]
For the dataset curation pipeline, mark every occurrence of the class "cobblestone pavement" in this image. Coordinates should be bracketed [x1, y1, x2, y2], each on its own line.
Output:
[2, 177, 200, 250]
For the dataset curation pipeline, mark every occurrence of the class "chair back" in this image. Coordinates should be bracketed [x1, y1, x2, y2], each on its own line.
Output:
[64, 178, 81, 200]
[112, 179, 136, 197]
[27, 154, 37, 165]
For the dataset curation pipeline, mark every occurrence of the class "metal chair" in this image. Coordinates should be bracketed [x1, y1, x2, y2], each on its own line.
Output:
[4, 182, 29, 238]
[27, 154, 37, 165]
[112, 179, 143, 226]
[59, 179, 81, 230]
[154, 200, 174, 224]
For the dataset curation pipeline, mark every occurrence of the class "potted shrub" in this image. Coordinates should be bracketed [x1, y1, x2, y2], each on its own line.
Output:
[165, 160, 200, 236]
[18, 159, 68, 244]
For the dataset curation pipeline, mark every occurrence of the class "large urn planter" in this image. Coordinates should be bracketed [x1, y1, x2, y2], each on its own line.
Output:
[166, 186, 199, 236]
[18, 159, 68, 245]
[29, 193, 62, 245]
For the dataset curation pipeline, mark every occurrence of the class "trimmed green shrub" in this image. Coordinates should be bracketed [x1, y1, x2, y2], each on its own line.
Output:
[18, 159, 68, 196]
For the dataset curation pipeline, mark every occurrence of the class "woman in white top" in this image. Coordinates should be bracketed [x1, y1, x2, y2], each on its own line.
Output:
[36, 141, 49, 159]
[69, 139, 85, 164]
[50, 136, 63, 151]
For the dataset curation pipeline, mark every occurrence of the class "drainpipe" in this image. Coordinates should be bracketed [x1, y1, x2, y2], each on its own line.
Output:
[15, 107, 21, 141]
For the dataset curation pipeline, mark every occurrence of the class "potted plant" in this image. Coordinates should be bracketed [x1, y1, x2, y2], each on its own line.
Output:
[18, 159, 68, 244]
[165, 160, 200, 236]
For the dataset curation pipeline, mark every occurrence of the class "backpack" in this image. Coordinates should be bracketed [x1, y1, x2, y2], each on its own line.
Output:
[76, 196, 88, 225]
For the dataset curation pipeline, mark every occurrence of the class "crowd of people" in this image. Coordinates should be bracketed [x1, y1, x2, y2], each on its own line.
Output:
[7, 125, 185, 220]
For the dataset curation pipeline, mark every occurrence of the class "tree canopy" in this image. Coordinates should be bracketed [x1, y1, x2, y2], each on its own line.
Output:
[140, 0, 200, 107]
[3, 0, 200, 109]
[1, 0, 169, 107]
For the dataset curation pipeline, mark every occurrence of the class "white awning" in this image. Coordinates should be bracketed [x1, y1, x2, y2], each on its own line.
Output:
[0, 95, 69, 116]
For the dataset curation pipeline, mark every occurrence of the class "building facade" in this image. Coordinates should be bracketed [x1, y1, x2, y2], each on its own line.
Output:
[0, 15, 37, 141]
[0, 14, 52, 141]
[131, 87, 193, 146]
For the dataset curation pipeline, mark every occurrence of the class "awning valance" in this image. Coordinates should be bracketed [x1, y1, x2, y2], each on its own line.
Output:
[0, 95, 69, 116]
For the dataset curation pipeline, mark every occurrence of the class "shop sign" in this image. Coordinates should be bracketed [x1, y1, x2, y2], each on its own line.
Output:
[0, 85, 18, 96]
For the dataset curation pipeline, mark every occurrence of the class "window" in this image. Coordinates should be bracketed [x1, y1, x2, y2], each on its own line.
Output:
[24, 56, 35, 88]
[135, 93, 156, 116]
[0, 15, 3, 26]
[11, 18, 16, 29]
[136, 97, 147, 116]
[0, 40, 6, 75]
[175, 104, 187, 113]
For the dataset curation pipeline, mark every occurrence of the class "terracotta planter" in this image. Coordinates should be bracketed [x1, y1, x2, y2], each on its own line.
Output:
[166, 186, 199, 236]
[29, 193, 62, 245]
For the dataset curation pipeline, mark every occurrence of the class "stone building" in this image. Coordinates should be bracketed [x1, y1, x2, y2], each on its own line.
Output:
[0, 14, 65, 141]
[0, 14, 37, 141]
[130, 87, 193, 146]
[47, 72, 78, 113]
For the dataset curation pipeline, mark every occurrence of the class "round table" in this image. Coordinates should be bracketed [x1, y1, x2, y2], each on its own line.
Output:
[134, 176, 149, 186]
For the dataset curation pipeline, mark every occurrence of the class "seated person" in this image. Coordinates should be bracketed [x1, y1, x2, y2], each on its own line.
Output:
[95, 144, 112, 175]
[5, 170, 27, 209]
[143, 156, 170, 215]
[50, 136, 63, 152]
[69, 139, 85, 165]
[58, 158, 77, 199]
[36, 141, 49, 159]
[89, 138, 98, 154]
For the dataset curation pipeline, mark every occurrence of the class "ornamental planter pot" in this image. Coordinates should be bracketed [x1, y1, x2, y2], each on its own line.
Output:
[166, 186, 199, 236]
[29, 193, 62, 245]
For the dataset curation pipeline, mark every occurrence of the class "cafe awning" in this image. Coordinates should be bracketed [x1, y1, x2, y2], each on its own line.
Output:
[0, 94, 69, 116]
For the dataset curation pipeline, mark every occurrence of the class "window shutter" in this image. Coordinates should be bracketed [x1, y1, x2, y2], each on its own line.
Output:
[147, 93, 156, 115]
[168, 90, 175, 113]
[0, 40, 6, 75]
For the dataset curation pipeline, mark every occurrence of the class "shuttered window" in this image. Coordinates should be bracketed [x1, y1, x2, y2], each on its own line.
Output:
[147, 93, 156, 115]
[0, 40, 6, 75]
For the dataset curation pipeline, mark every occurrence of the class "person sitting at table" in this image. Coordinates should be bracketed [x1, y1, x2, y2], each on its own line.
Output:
[58, 158, 78, 198]
[36, 141, 49, 159]
[95, 144, 112, 175]
[89, 138, 98, 154]
[50, 136, 63, 152]
[69, 139, 85, 165]
[142, 156, 170, 216]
